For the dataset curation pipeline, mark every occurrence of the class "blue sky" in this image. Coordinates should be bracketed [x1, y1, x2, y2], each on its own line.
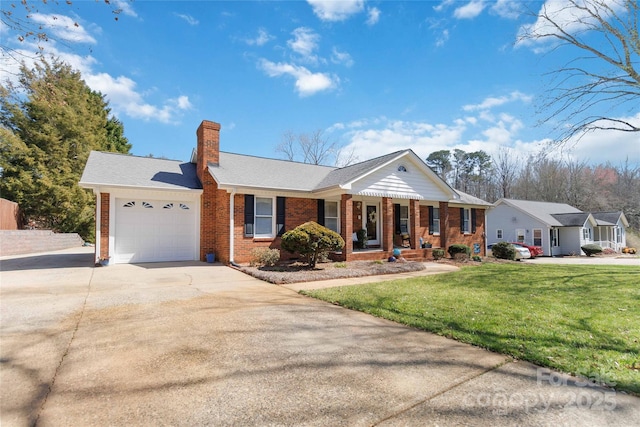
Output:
[2, 0, 638, 166]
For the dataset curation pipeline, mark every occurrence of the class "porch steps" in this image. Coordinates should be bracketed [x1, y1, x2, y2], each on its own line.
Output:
[0, 230, 85, 257]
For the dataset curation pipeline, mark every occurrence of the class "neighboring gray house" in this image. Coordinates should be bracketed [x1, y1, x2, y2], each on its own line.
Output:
[487, 199, 628, 256]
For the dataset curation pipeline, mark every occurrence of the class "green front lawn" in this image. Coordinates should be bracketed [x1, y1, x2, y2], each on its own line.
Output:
[303, 263, 640, 395]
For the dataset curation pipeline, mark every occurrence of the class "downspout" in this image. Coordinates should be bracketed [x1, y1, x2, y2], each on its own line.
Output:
[94, 189, 100, 264]
[229, 189, 236, 264]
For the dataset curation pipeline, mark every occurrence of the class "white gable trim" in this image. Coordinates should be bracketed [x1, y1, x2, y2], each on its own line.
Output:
[346, 151, 456, 201]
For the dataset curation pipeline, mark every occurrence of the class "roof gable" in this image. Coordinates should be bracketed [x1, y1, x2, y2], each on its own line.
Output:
[317, 150, 456, 200]
[592, 211, 629, 227]
[80, 151, 201, 191]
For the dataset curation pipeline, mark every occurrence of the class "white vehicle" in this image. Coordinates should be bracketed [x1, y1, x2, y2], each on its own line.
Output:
[487, 243, 532, 260]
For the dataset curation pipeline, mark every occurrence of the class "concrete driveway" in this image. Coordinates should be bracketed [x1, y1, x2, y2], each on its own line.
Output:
[1, 248, 639, 426]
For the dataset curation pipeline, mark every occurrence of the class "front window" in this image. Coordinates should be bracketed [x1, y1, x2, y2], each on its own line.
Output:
[255, 197, 274, 237]
[325, 201, 339, 233]
[496, 229, 503, 239]
[616, 226, 622, 243]
[462, 208, 471, 233]
[551, 228, 560, 246]
[582, 227, 591, 240]
[516, 229, 525, 243]
[400, 205, 409, 233]
[533, 229, 542, 246]
[432, 207, 440, 234]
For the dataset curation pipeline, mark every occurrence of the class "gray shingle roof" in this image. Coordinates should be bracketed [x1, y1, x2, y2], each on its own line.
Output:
[314, 150, 409, 190]
[209, 152, 336, 191]
[80, 151, 201, 190]
[591, 211, 622, 226]
[498, 199, 582, 226]
[551, 212, 591, 227]
[451, 190, 493, 206]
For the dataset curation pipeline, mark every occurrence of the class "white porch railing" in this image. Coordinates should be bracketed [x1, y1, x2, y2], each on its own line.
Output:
[593, 240, 623, 252]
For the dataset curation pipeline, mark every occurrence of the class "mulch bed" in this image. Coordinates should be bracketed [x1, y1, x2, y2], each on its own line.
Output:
[237, 260, 427, 285]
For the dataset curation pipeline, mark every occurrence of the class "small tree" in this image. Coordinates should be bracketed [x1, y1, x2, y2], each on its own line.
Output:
[581, 244, 603, 257]
[491, 242, 517, 260]
[281, 221, 345, 268]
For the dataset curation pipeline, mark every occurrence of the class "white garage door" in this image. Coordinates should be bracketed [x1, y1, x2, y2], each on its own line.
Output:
[114, 198, 197, 263]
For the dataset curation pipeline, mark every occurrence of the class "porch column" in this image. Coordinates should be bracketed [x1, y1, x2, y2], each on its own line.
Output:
[409, 199, 420, 249]
[439, 201, 449, 250]
[382, 197, 394, 252]
[341, 194, 353, 261]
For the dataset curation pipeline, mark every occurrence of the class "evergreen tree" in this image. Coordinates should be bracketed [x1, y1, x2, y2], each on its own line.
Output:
[0, 57, 130, 241]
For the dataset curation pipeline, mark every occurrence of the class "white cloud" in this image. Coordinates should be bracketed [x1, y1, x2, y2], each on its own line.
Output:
[436, 29, 450, 47]
[491, 0, 524, 19]
[516, 0, 626, 50]
[1, 36, 191, 125]
[307, 0, 365, 22]
[433, 0, 456, 13]
[453, 1, 487, 19]
[245, 28, 274, 46]
[30, 14, 96, 44]
[463, 91, 532, 112]
[287, 27, 320, 59]
[331, 47, 354, 67]
[175, 13, 199, 26]
[85, 73, 192, 124]
[258, 59, 337, 96]
[114, 0, 138, 18]
[366, 7, 381, 25]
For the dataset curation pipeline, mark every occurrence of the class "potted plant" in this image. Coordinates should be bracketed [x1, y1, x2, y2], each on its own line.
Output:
[355, 229, 368, 249]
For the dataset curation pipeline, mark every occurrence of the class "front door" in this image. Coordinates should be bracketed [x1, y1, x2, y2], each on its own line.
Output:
[365, 204, 380, 246]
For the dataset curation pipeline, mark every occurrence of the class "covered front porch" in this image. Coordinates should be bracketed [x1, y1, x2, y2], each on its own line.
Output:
[334, 195, 449, 262]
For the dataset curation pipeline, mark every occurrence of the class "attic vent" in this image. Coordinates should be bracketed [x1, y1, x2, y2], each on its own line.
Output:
[123, 201, 135, 208]
[163, 203, 174, 209]
[142, 202, 154, 209]
[511, 216, 518, 223]
[397, 165, 407, 172]
[180, 203, 190, 210]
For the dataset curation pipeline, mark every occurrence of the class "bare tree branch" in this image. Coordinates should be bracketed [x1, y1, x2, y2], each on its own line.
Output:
[519, 0, 640, 143]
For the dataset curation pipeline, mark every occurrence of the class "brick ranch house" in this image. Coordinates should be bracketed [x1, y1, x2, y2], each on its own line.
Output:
[80, 120, 491, 265]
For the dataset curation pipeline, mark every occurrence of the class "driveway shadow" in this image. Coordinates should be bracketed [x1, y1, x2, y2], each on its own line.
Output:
[0, 252, 95, 272]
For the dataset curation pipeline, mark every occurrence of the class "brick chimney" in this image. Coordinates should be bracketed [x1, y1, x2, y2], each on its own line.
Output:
[196, 120, 221, 182]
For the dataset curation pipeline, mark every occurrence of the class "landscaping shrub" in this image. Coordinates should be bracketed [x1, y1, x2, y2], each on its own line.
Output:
[623, 247, 637, 254]
[281, 221, 345, 268]
[581, 244, 603, 257]
[472, 255, 482, 262]
[432, 248, 445, 260]
[249, 247, 280, 267]
[491, 242, 516, 260]
[447, 244, 471, 259]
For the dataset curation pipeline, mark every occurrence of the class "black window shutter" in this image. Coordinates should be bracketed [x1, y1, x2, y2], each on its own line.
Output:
[317, 199, 325, 226]
[471, 208, 477, 234]
[428, 206, 434, 235]
[276, 197, 286, 236]
[244, 194, 254, 237]
[394, 204, 401, 235]
[460, 208, 465, 233]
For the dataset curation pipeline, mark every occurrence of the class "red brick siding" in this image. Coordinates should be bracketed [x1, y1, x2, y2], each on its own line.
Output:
[199, 174, 219, 262]
[446, 207, 486, 256]
[232, 196, 321, 264]
[196, 121, 220, 182]
[382, 197, 393, 252]
[418, 205, 443, 248]
[100, 193, 109, 260]
[341, 195, 353, 261]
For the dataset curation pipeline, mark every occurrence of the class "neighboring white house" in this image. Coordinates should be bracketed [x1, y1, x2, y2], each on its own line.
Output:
[487, 199, 629, 256]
